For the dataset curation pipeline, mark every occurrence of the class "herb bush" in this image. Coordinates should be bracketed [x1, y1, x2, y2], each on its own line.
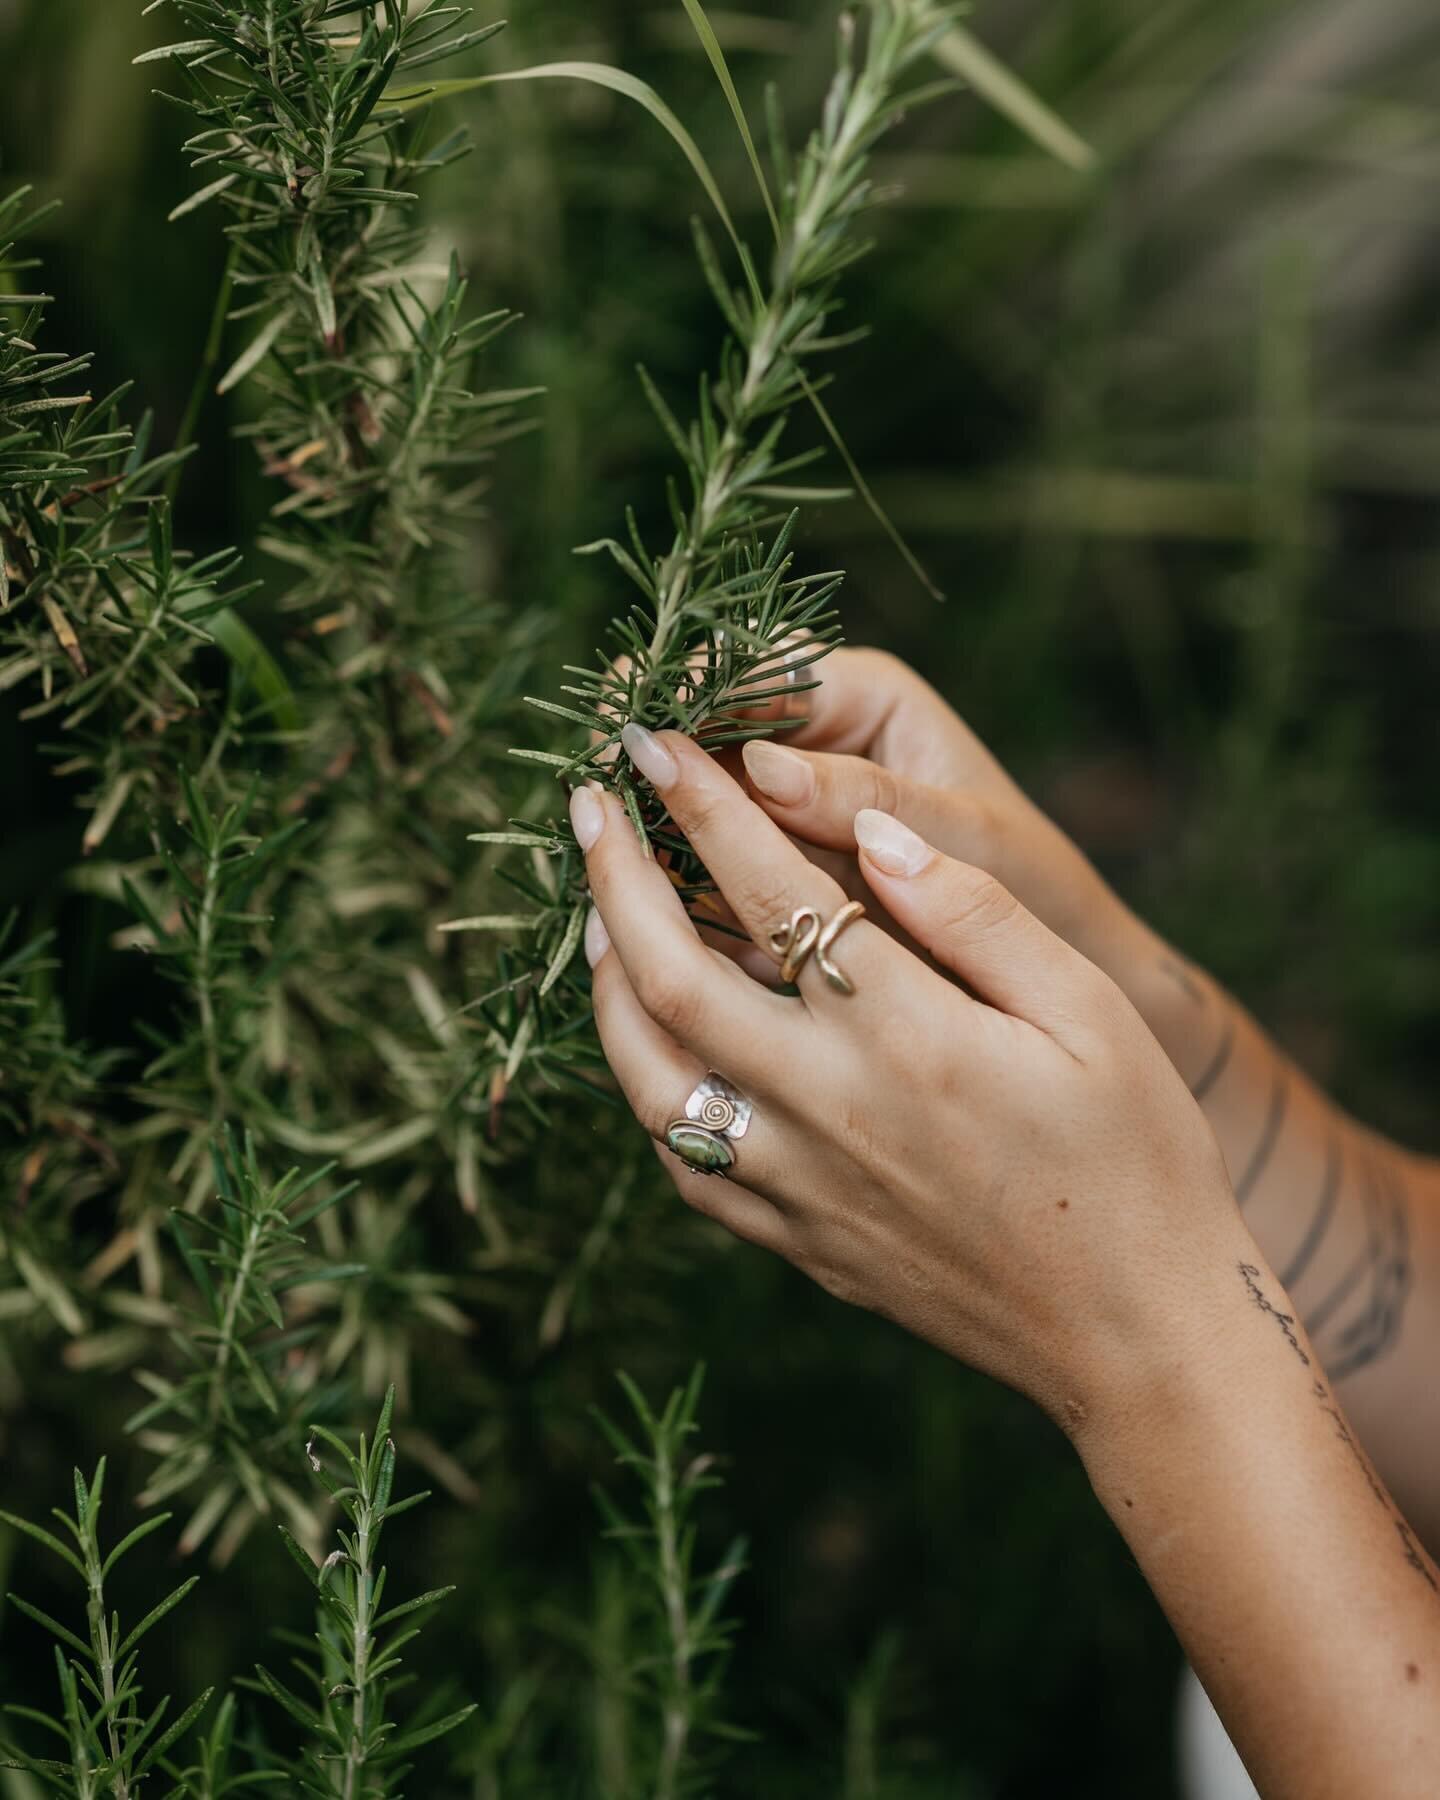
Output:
[3, 0, 1439, 1794]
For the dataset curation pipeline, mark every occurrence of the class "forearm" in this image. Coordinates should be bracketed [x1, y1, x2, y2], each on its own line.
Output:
[1105, 914, 1440, 1536]
[1076, 1239, 1440, 1800]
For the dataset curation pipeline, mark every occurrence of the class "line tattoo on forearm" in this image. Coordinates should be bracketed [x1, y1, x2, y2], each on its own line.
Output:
[1278, 1132, 1341, 1292]
[1312, 1158, 1412, 1382]
[1160, 956, 1206, 1006]
[1235, 1066, 1288, 1207]
[1191, 1013, 1236, 1102]
[1236, 1261, 1436, 1592]
[1157, 957, 1237, 1101]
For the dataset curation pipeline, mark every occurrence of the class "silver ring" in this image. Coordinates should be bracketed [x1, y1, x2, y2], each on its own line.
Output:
[665, 1072, 752, 1178]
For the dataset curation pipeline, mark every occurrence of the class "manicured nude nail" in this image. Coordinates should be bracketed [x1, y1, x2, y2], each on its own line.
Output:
[570, 783, 606, 851]
[743, 740, 815, 807]
[620, 722, 678, 790]
[854, 808, 932, 877]
[584, 906, 610, 967]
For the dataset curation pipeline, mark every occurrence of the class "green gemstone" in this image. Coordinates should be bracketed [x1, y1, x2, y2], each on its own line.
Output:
[666, 1124, 734, 1176]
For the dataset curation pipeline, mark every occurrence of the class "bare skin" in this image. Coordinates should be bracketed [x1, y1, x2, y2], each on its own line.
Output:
[569, 712, 1440, 1800]
[733, 648, 1440, 1545]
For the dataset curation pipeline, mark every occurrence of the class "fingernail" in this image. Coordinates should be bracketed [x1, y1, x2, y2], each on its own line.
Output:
[854, 808, 932, 877]
[570, 783, 606, 851]
[620, 722, 678, 791]
[743, 740, 815, 807]
[584, 906, 610, 967]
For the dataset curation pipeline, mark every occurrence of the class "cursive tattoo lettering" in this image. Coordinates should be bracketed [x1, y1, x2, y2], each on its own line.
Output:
[1236, 1261, 1436, 1592]
[1238, 1260, 1309, 1364]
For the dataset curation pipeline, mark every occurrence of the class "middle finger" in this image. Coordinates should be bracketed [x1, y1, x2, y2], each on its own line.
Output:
[620, 723, 894, 1007]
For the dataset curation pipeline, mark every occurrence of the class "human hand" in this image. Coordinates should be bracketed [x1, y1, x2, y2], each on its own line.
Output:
[571, 726, 1246, 1433]
[735, 647, 1160, 1000]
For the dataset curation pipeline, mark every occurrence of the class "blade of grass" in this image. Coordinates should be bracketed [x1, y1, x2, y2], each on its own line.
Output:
[935, 25, 1097, 173]
[801, 373, 945, 602]
[207, 609, 299, 733]
[385, 65, 760, 303]
[677, 0, 780, 241]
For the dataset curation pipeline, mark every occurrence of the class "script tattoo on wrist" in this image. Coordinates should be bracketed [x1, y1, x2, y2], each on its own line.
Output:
[1237, 1261, 1437, 1592]
[1238, 1260, 1308, 1363]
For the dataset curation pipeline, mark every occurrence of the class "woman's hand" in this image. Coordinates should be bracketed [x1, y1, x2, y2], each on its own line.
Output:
[735, 646, 1156, 994]
[576, 725, 1440, 1800]
[572, 725, 1244, 1432]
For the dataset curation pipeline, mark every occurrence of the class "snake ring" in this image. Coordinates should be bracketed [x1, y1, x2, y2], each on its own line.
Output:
[665, 1072, 753, 1177]
[768, 900, 866, 995]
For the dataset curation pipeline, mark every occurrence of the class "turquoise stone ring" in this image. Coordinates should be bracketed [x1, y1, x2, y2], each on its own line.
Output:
[665, 1122, 736, 1175]
[664, 1072, 753, 1178]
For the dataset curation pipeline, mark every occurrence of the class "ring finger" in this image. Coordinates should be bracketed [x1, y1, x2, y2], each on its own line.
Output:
[587, 916, 793, 1249]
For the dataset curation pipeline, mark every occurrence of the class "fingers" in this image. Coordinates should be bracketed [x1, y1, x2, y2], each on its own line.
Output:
[852, 808, 1096, 1039]
[618, 724, 893, 1003]
[571, 782, 795, 1068]
[741, 740, 982, 859]
[756, 646, 995, 779]
[585, 912, 791, 1252]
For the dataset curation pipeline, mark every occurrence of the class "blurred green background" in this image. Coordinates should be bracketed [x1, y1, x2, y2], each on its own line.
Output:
[3, 0, 1438, 1793]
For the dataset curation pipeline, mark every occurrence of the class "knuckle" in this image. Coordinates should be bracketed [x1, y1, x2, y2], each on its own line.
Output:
[1079, 964, 1134, 1031]
[634, 966, 702, 1040]
[850, 646, 907, 689]
[729, 868, 804, 934]
[629, 1081, 674, 1143]
[856, 758, 901, 817]
[672, 781, 726, 843]
[938, 867, 1020, 940]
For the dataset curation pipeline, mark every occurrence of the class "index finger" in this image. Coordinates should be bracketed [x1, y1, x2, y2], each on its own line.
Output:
[619, 724, 896, 1007]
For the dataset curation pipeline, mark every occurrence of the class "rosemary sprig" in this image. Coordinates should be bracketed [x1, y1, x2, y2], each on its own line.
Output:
[461, 0, 961, 1097]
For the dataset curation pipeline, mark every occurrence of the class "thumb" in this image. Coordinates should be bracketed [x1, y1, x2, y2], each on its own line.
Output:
[742, 740, 973, 856]
[853, 808, 1093, 1036]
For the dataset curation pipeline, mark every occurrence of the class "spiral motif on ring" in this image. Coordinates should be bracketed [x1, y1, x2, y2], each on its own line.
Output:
[698, 1095, 737, 1131]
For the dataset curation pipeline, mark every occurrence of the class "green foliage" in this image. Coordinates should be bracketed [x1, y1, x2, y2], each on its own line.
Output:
[591, 1368, 746, 1800]
[0, 1400, 480, 1797]
[0, 185, 247, 848]
[127, 1132, 358, 1560]
[253, 1388, 476, 1798]
[0, 915, 113, 1236]
[10, 0, 1433, 1791]
[463, 0, 962, 1095]
[0, 1459, 213, 1797]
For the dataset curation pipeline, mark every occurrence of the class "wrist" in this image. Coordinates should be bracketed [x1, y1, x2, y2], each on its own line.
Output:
[1057, 1211, 1277, 1509]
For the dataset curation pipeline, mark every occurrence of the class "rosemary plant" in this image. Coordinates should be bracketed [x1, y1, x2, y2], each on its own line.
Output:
[460, 0, 961, 1090]
[0, 1460, 213, 1797]
[257, 1386, 475, 1798]
[127, 1132, 358, 1562]
[0, 914, 115, 1344]
[0, 177, 249, 1345]
[140, 0, 547, 1263]
[0, 183, 249, 850]
[592, 1368, 746, 1800]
